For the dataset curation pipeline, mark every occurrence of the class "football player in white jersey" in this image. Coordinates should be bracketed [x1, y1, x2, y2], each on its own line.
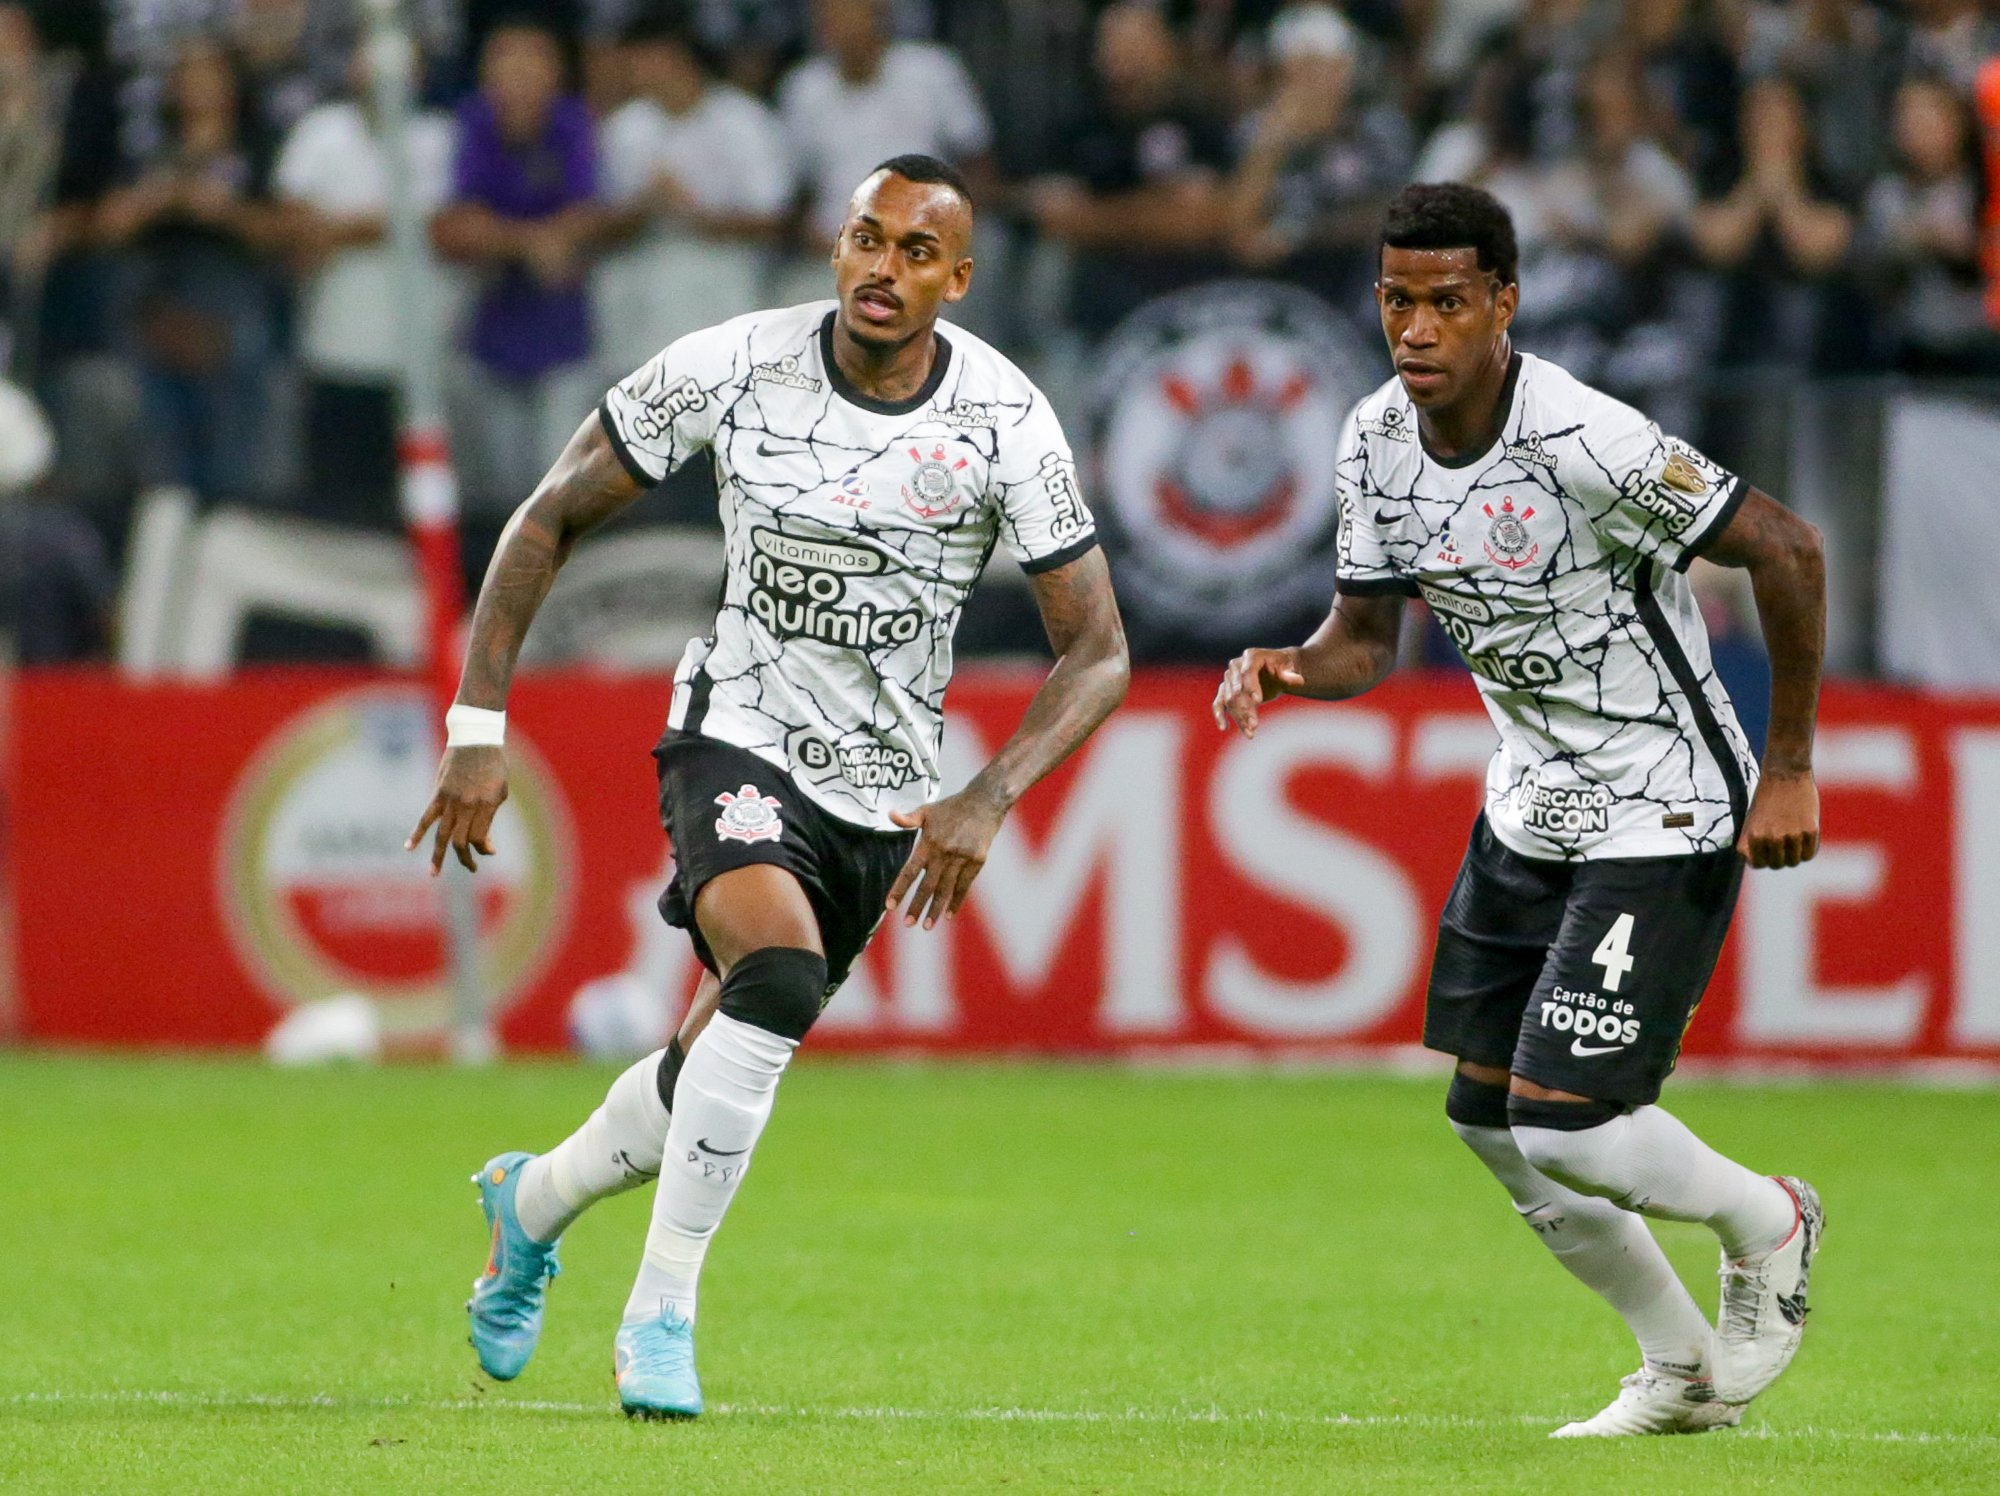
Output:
[1215, 184, 1828, 1438]
[408, 155, 1129, 1417]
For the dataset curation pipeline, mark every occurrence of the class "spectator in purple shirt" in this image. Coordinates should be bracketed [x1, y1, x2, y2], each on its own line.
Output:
[433, 16, 604, 516]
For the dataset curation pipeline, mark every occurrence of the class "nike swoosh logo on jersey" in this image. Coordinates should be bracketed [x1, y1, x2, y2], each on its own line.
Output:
[695, 1138, 748, 1157]
[1570, 1039, 1626, 1057]
[1374, 508, 1398, 526]
[756, 438, 803, 457]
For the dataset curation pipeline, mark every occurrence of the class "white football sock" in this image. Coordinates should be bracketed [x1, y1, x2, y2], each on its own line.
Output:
[1454, 1122, 1713, 1376]
[1514, 1106, 1798, 1260]
[514, 1051, 672, 1244]
[623, 1012, 795, 1326]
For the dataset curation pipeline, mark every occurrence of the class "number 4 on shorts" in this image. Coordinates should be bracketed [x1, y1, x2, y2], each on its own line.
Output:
[1592, 912, 1636, 993]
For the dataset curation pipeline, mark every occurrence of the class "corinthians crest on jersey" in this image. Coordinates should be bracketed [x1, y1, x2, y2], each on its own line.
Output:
[598, 302, 1099, 833]
[1480, 495, 1539, 570]
[1335, 351, 1758, 862]
[713, 783, 783, 843]
[901, 443, 971, 520]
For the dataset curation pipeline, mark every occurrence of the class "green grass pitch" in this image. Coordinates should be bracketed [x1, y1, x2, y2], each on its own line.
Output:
[3, 1054, 1995, 1493]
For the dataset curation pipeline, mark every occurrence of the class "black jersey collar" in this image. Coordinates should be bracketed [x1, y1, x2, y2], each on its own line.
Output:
[819, 310, 954, 417]
[1419, 350, 1523, 470]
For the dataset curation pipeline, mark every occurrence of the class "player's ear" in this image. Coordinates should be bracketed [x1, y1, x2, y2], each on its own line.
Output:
[828, 226, 844, 271]
[1494, 278, 1518, 331]
[943, 255, 974, 305]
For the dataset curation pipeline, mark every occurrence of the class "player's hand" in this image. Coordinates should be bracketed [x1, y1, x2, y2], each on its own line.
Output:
[885, 785, 1008, 930]
[1737, 769, 1819, 869]
[405, 745, 509, 875]
[1212, 647, 1306, 738]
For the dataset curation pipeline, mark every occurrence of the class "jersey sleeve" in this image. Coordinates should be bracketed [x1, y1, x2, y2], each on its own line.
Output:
[990, 389, 1099, 573]
[598, 328, 731, 487]
[1567, 390, 1746, 572]
[1333, 412, 1415, 596]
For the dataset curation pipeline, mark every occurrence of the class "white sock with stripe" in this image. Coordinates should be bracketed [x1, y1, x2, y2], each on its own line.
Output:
[1514, 1106, 1798, 1260]
[1455, 1121, 1714, 1376]
[623, 1012, 796, 1325]
[514, 1050, 672, 1244]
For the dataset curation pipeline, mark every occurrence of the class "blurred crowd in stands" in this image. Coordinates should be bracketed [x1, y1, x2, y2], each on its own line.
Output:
[3, 0, 1999, 664]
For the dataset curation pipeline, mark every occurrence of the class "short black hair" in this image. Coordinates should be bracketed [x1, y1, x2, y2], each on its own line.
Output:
[872, 153, 973, 212]
[1380, 183, 1519, 287]
[619, 0, 699, 50]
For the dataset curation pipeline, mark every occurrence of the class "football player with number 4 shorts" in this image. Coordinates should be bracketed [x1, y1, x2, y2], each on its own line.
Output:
[407, 155, 1128, 1418]
[1215, 184, 1828, 1438]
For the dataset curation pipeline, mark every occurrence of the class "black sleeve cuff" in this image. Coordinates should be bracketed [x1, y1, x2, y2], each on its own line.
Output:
[1673, 475, 1747, 572]
[1021, 533, 1101, 575]
[1336, 574, 1419, 597]
[598, 400, 661, 490]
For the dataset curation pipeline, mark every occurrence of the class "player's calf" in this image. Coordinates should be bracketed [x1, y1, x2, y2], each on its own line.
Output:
[1449, 1072, 1713, 1381]
[1508, 1096, 1797, 1256]
[619, 946, 826, 1348]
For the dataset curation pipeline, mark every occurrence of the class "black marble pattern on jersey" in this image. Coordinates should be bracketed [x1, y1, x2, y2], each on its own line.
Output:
[1334, 351, 1756, 861]
[602, 303, 1097, 831]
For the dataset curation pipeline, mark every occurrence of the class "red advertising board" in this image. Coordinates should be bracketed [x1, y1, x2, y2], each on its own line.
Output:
[10, 668, 1999, 1064]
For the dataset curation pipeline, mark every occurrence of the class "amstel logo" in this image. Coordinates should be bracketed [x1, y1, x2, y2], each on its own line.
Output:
[218, 686, 574, 1038]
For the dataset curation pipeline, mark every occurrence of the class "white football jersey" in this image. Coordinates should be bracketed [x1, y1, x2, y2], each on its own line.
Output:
[600, 302, 1098, 830]
[1336, 351, 1758, 860]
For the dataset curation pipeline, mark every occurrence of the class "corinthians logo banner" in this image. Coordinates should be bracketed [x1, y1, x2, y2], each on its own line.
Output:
[1087, 281, 1379, 648]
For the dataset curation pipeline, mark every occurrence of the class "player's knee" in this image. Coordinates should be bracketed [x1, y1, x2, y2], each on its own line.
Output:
[717, 946, 829, 1042]
[1509, 1095, 1627, 1195]
[1445, 1069, 1512, 1131]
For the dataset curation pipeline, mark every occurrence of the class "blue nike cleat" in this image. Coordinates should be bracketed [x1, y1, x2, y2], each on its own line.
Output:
[615, 1309, 703, 1419]
[466, 1151, 560, 1381]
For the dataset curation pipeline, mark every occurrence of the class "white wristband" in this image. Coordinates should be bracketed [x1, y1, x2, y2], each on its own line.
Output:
[445, 704, 506, 748]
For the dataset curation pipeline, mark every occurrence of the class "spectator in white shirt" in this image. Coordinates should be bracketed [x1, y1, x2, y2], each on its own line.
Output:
[594, 15, 791, 382]
[775, 0, 993, 253]
[271, 45, 457, 525]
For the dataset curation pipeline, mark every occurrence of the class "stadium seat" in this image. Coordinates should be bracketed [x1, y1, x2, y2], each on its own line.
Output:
[518, 527, 727, 672]
[163, 506, 423, 679]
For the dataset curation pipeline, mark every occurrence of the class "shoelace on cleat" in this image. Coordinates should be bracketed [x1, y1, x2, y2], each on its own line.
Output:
[1717, 1259, 1771, 1343]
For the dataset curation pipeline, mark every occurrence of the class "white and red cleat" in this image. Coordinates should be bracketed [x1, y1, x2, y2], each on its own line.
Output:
[1713, 1175, 1824, 1406]
[1551, 1363, 1742, 1438]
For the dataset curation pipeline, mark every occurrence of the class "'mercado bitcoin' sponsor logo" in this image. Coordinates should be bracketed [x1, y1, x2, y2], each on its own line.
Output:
[746, 526, 922, 648]
[1522, 780, 1615, 836]
[788, 726, 920, 790]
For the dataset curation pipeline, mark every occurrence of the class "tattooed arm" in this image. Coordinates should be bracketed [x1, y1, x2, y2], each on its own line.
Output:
[886, 546, 1130, 929]
[1696, 486, 1826, 869]
[1212, 591, 1405, 739]
[407, 415, 646, 873]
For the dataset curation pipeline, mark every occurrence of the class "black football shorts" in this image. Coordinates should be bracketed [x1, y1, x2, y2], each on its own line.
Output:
[654, 730, 918, 997]
[1422, 814, 1743, 1106]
